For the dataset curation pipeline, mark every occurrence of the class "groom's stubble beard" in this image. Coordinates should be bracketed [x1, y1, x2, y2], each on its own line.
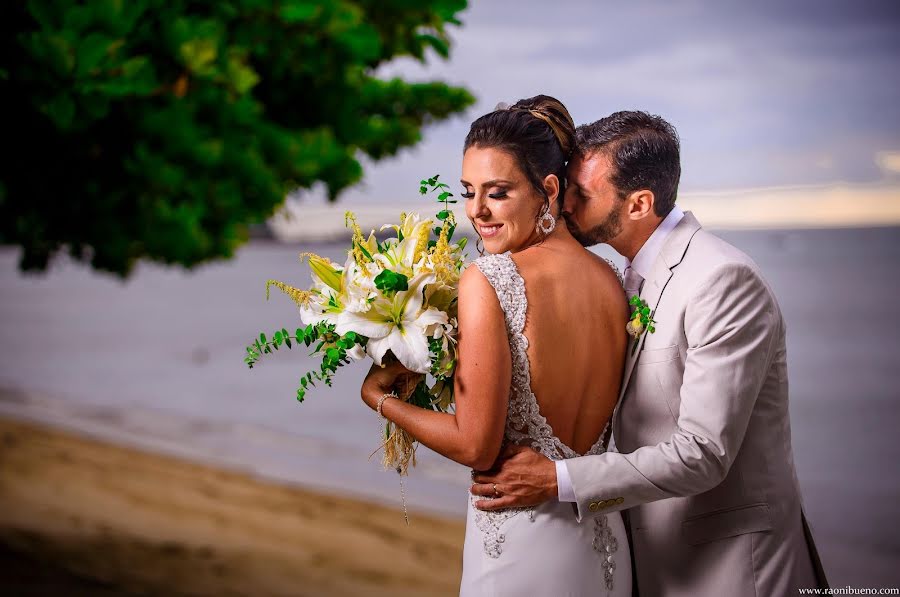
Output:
[564, 201, 624, 248]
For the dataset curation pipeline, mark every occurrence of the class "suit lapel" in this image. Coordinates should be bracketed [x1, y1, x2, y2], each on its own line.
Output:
[611, 212, 703, 444]
[618, 259, 672, 396]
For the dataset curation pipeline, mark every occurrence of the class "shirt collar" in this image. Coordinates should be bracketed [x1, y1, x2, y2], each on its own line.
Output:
[625, 205, 685, 280]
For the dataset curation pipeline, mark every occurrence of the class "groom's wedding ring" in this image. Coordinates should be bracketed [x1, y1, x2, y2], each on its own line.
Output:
[492, 483, 500, 498]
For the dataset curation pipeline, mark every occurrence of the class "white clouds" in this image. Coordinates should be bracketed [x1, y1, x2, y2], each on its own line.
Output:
[339, 0, 900, 202]
[875, 151, 900, 176]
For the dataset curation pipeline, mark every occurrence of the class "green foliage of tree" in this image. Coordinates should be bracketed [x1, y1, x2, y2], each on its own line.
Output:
[0, 0, 473, 276]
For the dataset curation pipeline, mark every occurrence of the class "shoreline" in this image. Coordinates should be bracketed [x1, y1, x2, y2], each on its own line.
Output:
[0, 416, 465, 596]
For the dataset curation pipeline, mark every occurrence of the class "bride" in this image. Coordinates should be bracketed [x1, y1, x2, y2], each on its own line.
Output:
[360, 95, 631, 597]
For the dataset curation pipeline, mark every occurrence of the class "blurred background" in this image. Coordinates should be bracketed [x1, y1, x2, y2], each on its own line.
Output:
[1, 1, 898, 595]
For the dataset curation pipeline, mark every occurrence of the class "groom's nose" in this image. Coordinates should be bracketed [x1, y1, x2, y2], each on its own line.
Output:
[561, 187, 575, 217]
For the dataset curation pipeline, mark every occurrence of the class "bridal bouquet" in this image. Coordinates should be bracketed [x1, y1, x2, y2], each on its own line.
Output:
[245, 176, 467, 475]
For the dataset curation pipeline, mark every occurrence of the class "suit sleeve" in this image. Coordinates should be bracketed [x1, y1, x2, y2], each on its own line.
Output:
[565, 262, 781, 520]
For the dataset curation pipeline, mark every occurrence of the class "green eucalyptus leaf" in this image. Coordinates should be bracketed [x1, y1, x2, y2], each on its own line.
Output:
[374, 269, 409, 293]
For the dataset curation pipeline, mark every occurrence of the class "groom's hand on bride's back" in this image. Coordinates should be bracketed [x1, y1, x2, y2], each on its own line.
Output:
[470, 445, 557, 510]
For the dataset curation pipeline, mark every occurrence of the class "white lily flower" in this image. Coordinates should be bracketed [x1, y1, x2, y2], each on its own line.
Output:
[346, 343, 367, 361]
[341, 253, 377, 313]
[376, 214, 432, 275]
[299, 292, 341, 327]
[335, 271, 447, 373]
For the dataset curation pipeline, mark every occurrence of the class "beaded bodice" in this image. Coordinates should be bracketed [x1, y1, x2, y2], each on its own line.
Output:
[469, 251, 623, 586]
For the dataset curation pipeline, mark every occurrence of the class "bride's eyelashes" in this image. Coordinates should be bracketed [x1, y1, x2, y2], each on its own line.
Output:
[460, 189, 508, 199]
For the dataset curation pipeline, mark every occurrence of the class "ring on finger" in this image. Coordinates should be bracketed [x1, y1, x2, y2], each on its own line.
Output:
[492, 483, 500, 498]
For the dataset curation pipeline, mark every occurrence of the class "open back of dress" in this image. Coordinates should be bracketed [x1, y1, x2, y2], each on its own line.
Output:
[459, 252, 630, 597]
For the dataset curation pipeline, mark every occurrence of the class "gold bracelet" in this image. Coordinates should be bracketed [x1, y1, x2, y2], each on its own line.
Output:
[376, 391, 398, 419]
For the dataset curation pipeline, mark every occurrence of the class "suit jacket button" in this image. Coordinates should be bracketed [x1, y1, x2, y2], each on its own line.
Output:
[616, 497, 625, 505]
[598, 500, 609, 509]
[589, 502, 599, 512]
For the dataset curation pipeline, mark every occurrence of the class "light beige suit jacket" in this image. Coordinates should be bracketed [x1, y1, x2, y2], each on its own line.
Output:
[567, 212, 828, 596]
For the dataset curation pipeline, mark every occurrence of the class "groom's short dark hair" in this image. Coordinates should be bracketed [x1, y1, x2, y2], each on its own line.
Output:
[575, 111, 681, 217]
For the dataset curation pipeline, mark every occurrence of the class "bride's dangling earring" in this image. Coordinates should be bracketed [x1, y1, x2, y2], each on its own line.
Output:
[470, 220, 486, 255]
[536, 204, 556, 235]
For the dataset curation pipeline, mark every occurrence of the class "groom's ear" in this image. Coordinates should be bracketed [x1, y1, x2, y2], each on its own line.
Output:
[626, 189, 656, 221]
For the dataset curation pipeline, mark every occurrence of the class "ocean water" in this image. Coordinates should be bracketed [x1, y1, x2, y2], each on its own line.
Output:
[1, 226, 899, 587]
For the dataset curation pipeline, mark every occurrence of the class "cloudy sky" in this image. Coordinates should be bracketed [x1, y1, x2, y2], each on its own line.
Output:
[319, 0, 900, 209]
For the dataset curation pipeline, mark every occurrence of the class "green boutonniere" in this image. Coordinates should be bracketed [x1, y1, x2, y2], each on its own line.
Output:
[626, 295, 656, 355]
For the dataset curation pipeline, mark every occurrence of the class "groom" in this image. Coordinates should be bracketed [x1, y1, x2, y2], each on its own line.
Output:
[471, 111, 829, 595]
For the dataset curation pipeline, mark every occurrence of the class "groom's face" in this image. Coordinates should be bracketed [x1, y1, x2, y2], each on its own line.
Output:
[562, 152, 626, 247]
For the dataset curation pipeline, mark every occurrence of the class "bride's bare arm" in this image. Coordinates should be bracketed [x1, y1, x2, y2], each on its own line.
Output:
[361, 265, 510, 470]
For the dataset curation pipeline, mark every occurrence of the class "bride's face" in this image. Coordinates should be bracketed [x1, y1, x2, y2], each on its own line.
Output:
[461, 146, 545, 254]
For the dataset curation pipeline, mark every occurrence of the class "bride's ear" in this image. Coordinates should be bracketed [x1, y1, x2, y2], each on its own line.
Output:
[542, 174, 560, 208]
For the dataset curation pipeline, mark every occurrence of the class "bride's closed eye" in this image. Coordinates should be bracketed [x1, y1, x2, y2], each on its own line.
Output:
[459, 188, 508, 199]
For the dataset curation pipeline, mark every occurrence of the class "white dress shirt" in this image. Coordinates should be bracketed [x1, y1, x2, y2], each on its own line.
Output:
[556, 206, 685, 502]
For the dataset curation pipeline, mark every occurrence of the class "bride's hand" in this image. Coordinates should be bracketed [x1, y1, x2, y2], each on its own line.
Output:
[360, 360, 423, 411]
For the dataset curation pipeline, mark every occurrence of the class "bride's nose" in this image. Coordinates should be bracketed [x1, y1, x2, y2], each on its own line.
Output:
[469, 193, 491, 219]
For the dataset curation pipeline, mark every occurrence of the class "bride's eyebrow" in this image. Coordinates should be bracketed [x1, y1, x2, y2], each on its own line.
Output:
[459, 179, 513, 188]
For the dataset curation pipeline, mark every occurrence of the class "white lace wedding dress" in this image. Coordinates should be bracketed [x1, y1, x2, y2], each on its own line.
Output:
[459, 253, 631, 597]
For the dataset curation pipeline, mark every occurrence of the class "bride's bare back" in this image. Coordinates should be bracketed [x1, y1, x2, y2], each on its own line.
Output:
[511, 236, 628, 454]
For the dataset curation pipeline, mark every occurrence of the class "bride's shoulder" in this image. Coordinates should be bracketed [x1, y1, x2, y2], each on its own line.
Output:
[466, 251, 517, 282]
[461, 256, 501, 292]
[587, 252, 624, 286]
[515, 243, 619, 280]
[458, 259, 509, 320]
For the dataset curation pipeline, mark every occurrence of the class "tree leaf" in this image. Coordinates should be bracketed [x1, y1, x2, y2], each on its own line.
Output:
[2, 2, 473, 280]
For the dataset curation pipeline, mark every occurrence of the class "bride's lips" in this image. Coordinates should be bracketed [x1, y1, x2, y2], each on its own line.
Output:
[478, 223, 503, 238]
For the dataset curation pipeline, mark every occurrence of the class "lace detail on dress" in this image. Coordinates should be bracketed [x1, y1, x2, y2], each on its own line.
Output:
[593, 513, 620, 590]
[603, 258, 624, 286]
[468, 252, 617, 578]
[472, 502, 536, 558]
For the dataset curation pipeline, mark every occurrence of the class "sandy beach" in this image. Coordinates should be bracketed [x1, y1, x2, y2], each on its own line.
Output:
[0, 417, 465, 596]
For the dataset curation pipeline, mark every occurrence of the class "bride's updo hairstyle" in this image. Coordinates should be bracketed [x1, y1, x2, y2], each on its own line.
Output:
[464, 95, 576, 214]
